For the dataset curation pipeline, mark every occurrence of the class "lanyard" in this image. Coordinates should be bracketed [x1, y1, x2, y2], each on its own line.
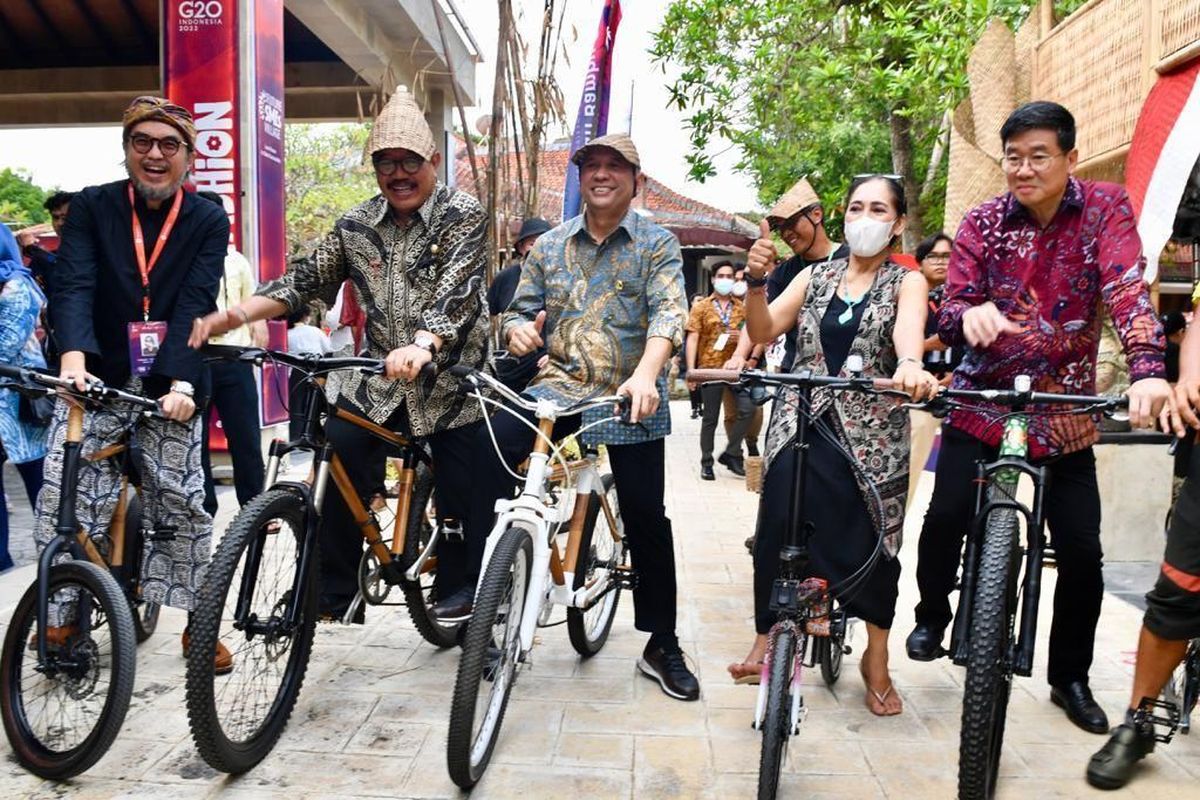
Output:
[128, 183, 183, 319]
[713, 298, 734, 329]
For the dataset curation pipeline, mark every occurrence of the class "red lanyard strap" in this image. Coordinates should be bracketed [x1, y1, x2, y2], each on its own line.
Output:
[128, 183, 183, 319]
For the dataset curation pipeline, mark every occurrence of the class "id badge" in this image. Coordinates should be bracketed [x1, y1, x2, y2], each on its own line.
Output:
[712, 332, 730, 351]
[128, 320, 167, 377]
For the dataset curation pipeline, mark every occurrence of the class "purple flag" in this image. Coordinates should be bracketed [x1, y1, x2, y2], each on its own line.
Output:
[562, 0, 622, 219]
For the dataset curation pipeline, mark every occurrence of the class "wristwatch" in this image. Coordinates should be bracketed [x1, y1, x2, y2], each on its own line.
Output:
[170, 380, 195, 397]
[745, 273, 769, 289]
[413, 333, 438, 356]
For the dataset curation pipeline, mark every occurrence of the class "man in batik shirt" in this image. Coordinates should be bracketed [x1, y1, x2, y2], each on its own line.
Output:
[441, 134, 698, 701]
[905, 102, 1170, 734]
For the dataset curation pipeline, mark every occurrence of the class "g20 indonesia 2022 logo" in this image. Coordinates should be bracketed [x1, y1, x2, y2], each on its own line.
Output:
[177, 1, 224, 30]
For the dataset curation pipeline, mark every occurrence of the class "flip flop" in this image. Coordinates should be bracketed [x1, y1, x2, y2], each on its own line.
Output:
[728, 660, 764, 685]
[860, 663, 900, 716]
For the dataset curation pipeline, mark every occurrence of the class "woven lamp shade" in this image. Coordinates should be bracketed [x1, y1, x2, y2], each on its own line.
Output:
[1013, 16, 1038, 105]
[966, 19, 1016, 161]
[944, 102, 1006, 235]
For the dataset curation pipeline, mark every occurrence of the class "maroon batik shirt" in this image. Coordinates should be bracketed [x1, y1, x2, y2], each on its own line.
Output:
[937, 178, 1165, 458]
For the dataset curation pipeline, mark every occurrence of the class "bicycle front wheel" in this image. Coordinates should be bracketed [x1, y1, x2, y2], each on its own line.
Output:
[447, 525, 533, 789]
[0, 561, 137, 779]
[567, 474, 626, 657]
[185, 487, 317, 773]
[123, 494, 161, 643]
[401, 463, 461, 648]
[818, 609, 846, 687]
[958, 507, 1020, 799]
[758, 625, 797, 800]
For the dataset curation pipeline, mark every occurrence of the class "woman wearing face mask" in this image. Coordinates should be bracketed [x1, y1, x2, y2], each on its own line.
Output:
[685, 262, 756, 479]
[726, 175, 938, 716]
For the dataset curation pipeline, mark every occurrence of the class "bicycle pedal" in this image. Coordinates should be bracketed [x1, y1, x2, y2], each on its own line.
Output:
[1135, 696, 1181, 744]
[1042, 548, 1058, 569]
[440, 520, 465, 543]
[148, 525, 178, 542]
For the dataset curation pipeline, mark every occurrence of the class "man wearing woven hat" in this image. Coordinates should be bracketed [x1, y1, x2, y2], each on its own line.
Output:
[190, 87, 491, 624]
[724, 177, 848, 375]
[45, 95, 232, 671]
[487, 216, 552, 391]
[473, 133, 700, 701]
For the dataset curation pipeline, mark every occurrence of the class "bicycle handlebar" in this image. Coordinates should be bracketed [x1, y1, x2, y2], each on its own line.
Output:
[0, 363, 160, 413]
[448, 365, 631, 419]
[688, 368, 895, 393]
[201, 344, 423, 378]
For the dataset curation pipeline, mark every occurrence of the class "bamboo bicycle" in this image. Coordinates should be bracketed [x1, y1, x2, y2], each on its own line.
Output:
[0, 365, 165, 778]
[184, 345, 451, 774]
[443, 366, 632, 789]
[691, 364, 887, 800]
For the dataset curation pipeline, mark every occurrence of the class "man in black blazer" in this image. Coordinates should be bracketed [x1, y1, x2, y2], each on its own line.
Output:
[35, 96, 232, 673]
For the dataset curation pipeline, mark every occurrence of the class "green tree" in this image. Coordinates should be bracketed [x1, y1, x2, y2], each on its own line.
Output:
[651, 0, 1033, 246]
[285, 123, 378, 256]
[0, 168, 50, 227]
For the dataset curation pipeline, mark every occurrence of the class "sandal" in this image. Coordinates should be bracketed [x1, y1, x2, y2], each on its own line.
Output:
[727, 660, 764, 685]
[860, 662, 901, 716]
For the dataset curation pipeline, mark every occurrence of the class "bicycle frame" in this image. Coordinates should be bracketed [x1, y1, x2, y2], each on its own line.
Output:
[948, 413, 1051, 678]
[477, 412, 625, 656]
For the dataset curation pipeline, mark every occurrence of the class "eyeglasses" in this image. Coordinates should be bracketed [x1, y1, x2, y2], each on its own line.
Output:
[769, 207, 816, 232]
[1000, 152, 1063, 173]
[923, 253, 951, 262]
[853, 173, 903, 181]
[373, 155, 425, 176]
[128, 133, 184, 157]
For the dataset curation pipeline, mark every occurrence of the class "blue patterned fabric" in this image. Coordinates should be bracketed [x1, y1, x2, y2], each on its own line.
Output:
[0, 227, 48, 464]
[501, 210, 686, 445]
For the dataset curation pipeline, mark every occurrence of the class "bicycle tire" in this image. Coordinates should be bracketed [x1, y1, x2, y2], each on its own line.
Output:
[0, 561, 137, 779]
[447, 525, 533, 789]
[185, 487, 317, 773]
[757, 626, 796, 800]
[818, 611, 845, 687]
[123, 494, 161, 643]
[1165, 638, 1200, 735]
[400, 463, 460, 648]
[567, 474, 625, 657]
[958, 506, 1020, 799]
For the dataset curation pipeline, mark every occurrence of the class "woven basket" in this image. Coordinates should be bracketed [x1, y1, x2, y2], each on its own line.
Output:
[745, 455, 764, 494]
[944, 107, 1006, 235]
[1013, 16, 1038, 105]
[966, 19, 1016, 161]
[1162, 0, 1200, 62]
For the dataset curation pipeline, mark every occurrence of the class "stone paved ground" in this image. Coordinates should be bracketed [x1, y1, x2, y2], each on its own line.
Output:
[0, 402, 1198, 798]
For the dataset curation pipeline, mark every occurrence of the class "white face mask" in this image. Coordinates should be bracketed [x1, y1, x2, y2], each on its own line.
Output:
[712, 278, 735, 296]
[731, 280, 748, 297]
[844, 216, 896, 257]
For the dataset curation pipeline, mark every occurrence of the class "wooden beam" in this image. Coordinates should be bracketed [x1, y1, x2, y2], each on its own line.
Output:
[24, 0, 77, 64]
[69, 0, 121, 62]
[116, 0, 156, 51]
[0, 5, 32, 62]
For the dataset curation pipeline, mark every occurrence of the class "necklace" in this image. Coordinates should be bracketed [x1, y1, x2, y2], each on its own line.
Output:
[837, 273, 869, 325]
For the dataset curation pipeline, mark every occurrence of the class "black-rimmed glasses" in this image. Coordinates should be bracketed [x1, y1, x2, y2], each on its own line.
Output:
[373, 155, 425, 176]
[128, 133, 184, 157]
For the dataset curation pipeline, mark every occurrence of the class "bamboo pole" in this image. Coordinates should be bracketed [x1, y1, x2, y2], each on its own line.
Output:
[429, 0, 480, 194]
[487, 0, 513, 280]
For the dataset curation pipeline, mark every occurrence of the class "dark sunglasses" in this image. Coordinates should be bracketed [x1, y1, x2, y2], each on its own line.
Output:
[373, 155, 425, 177]
[128, 133, 185, 157]
[768, 206, 817, 232]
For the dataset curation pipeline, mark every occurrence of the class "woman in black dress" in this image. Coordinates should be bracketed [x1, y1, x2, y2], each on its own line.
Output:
[728, 176, 938, 715]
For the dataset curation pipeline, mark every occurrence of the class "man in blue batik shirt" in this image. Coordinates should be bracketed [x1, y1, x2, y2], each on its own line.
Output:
[434, 133, 699, 701]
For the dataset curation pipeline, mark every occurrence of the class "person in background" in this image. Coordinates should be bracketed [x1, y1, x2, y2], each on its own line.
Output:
[18, 191, 73, 299]
[0, 225, 49, 572]
[285, 303, 332, 440]
[194, 191, 267, 518]
[724, 265, 763, 459]
[487, 217, 552, 391]
[686, 260, 753, 479]
[682, 294, 706, 419]
[906, 232, 956, 509]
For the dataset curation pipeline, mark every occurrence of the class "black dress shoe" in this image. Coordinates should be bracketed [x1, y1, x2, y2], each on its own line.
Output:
[746, 442, 760, 457]
[905, 623, 945, 661]
[638, 644, 700, 701]
[1051, 681, 1110, 734]
[700, 465, 715, 481]
[431, 586, 474, 622]
[1086, 720, 1155, 789]
[718, 453, 746, 476]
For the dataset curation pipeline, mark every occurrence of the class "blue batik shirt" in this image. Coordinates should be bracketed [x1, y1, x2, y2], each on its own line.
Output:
[501, 209, 686, 445]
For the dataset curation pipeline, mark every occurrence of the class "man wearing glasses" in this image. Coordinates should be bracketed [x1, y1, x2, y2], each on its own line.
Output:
[905, 101, 1170, 734]
[189, 88, 491, 624]
[46, 96, 232, 670]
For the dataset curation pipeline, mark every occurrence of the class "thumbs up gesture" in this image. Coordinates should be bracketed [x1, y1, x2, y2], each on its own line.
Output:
[508, 309, 547, 356]
[746, 218, 778, 280]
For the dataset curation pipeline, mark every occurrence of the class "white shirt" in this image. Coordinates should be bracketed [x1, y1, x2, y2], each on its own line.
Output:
[287, 324, 331, 356]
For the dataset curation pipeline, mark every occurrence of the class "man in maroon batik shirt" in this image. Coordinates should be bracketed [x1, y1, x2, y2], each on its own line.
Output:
[905, 102, 1171, 735]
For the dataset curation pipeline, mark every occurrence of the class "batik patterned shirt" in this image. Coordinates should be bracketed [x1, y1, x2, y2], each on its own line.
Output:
[501, 209, 686, 445]
[257, 185, 490, 437]
[938, 178, 1165, 458]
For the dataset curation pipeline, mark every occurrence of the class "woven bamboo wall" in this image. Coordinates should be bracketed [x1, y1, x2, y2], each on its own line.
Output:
[1033, 0, 1145, 162]
[1162, 0, 1200, 61]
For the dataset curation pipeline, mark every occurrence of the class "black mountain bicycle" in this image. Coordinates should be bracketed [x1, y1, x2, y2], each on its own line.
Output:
[0, 364, 164, 778]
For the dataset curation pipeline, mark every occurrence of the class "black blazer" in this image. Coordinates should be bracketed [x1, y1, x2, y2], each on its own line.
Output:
[52, 181, 229, 397]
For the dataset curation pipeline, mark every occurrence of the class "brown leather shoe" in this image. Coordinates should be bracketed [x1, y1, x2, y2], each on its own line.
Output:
[182, 630, 234, 676]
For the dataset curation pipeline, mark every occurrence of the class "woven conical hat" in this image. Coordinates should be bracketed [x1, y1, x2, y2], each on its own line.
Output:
[364, 87, 437, 160]
[766, 178, 820, 220]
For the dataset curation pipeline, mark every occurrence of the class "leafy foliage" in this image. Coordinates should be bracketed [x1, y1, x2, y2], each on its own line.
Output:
[651, 0, 1035, 239]
[0, 168, 50, 228]
[284, 124, 378, 256]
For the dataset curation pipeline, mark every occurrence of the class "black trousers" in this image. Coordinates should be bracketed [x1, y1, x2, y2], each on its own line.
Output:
[471, 409, 678, 635]
[699, 383, 752, 466]
[200, 360, 265, 516]
[317, 398, 482, 613]
[914, 426, 1103, 688]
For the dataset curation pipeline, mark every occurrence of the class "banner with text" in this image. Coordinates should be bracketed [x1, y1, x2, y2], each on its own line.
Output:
[163, 0, 241, 249]
[562, 0, 622, 220]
